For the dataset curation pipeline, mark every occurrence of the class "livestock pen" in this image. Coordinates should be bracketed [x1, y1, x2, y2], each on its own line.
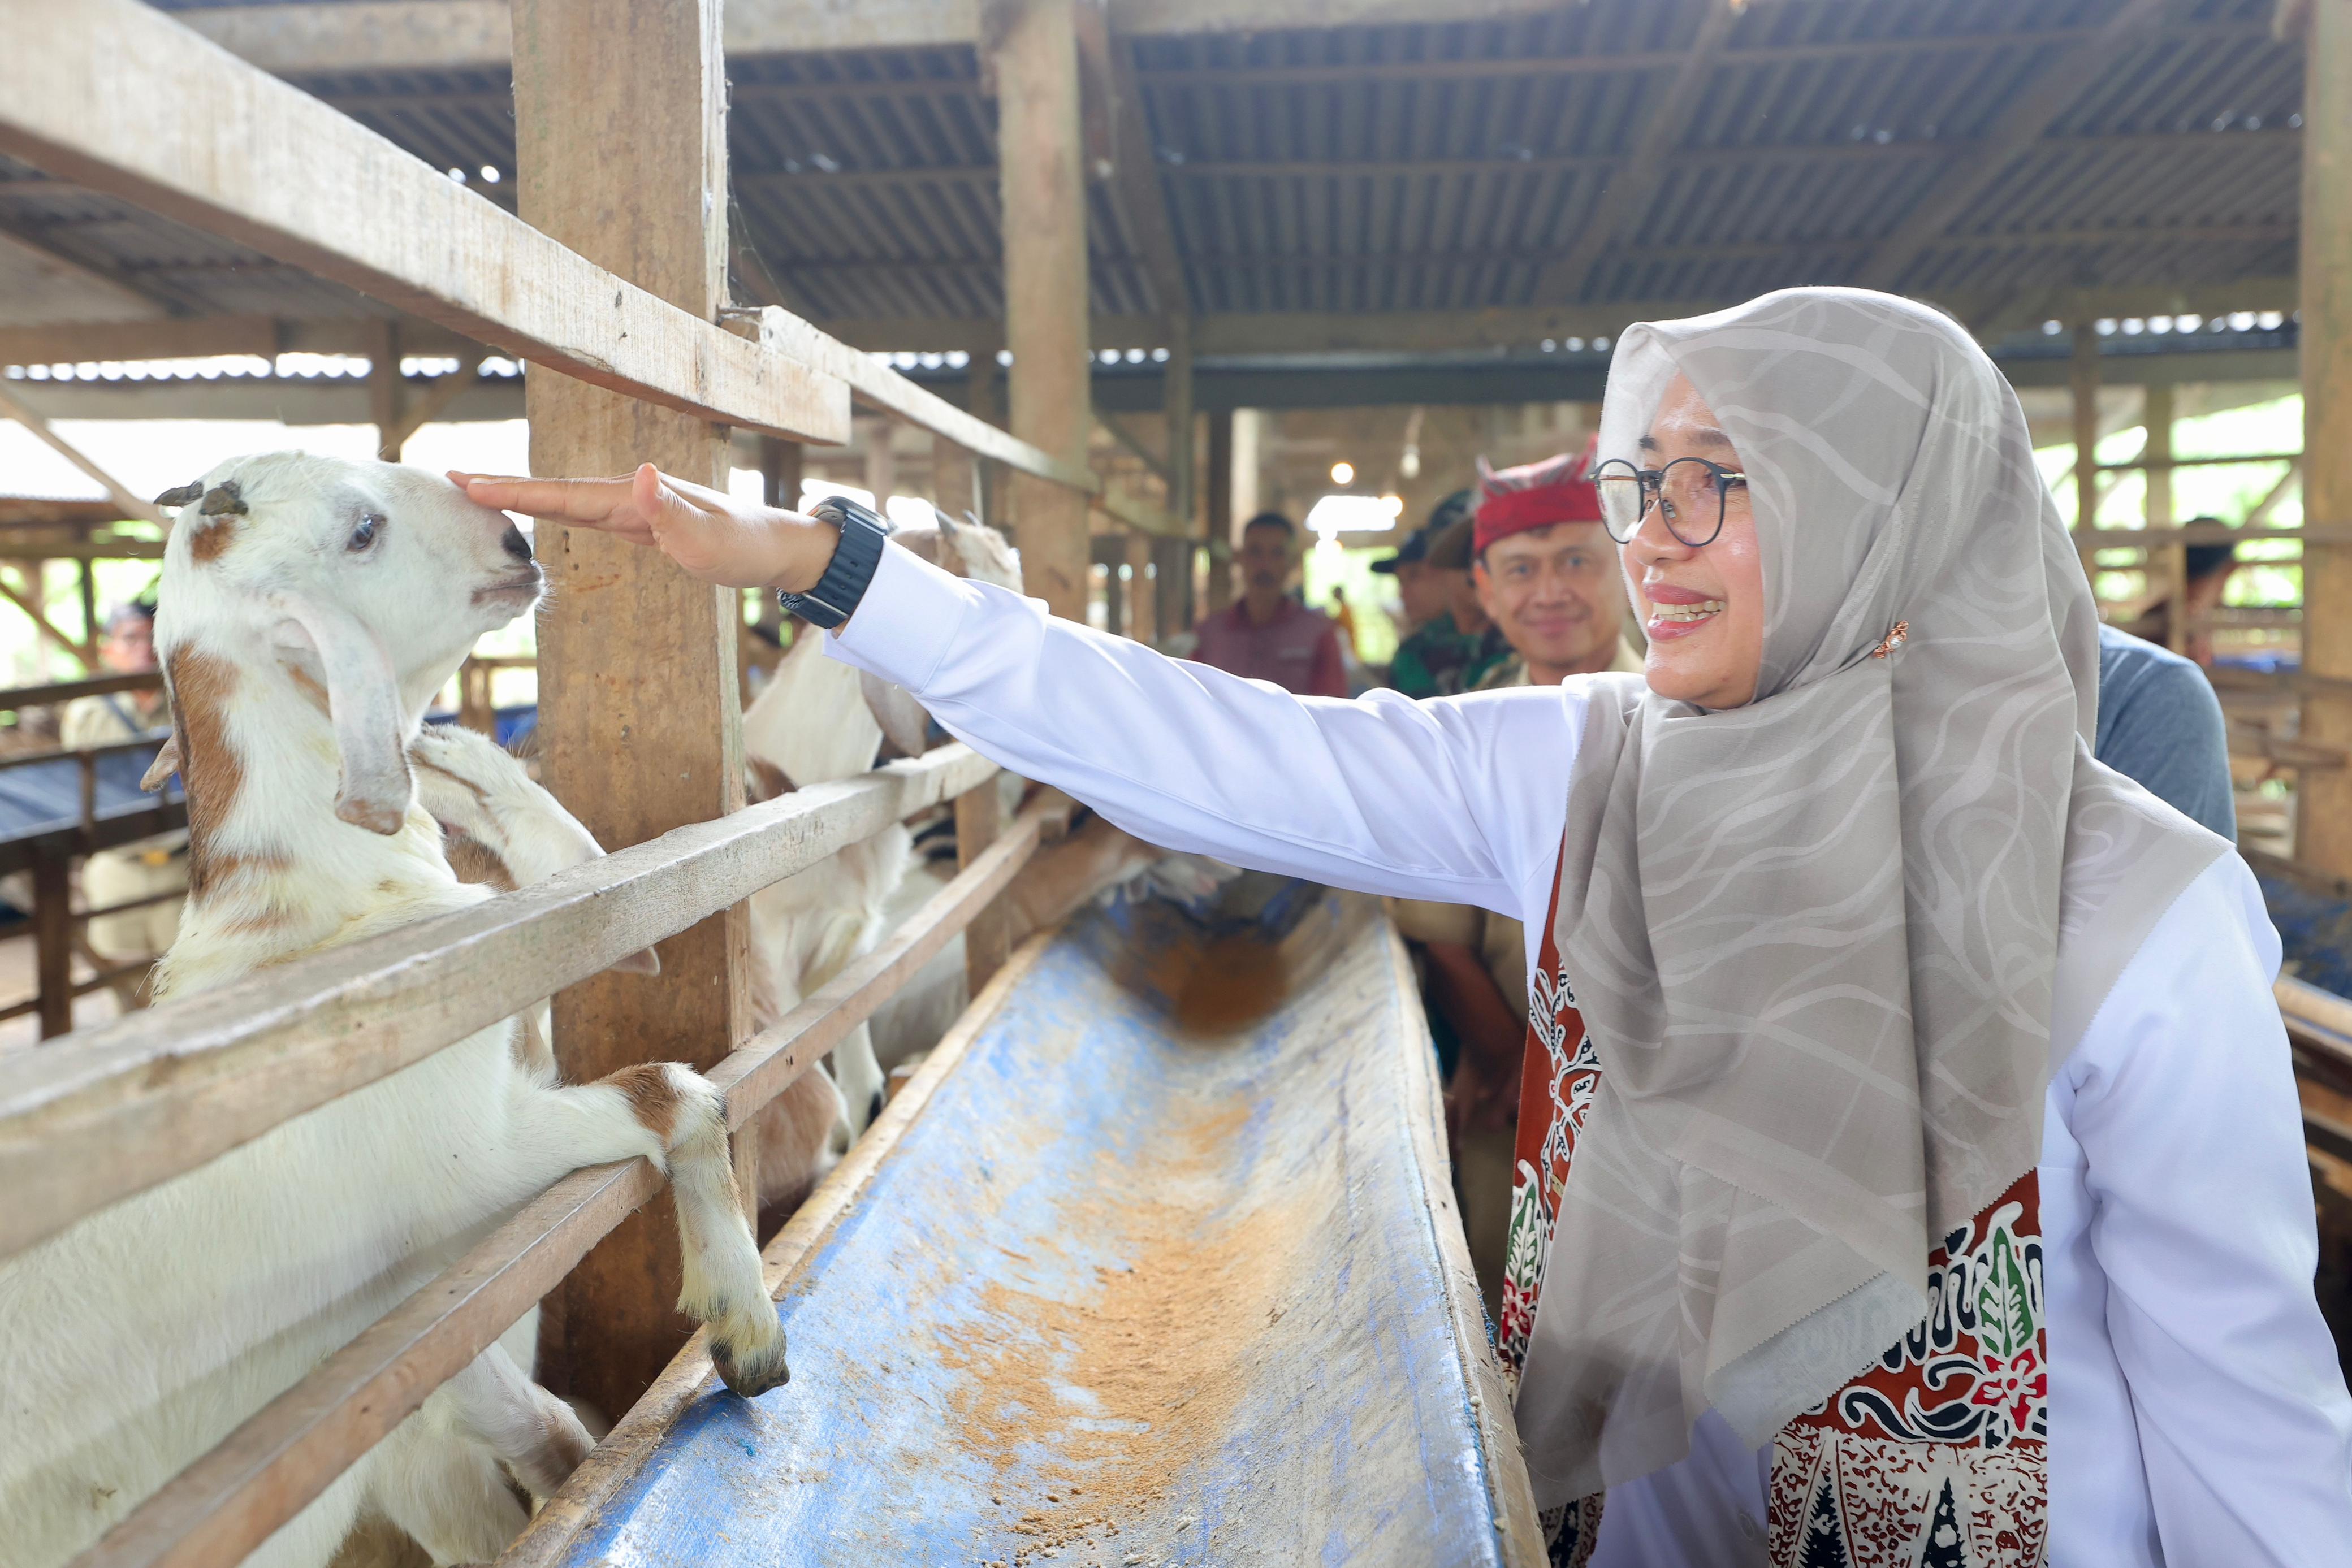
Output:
[0, 0, 1177, 1562]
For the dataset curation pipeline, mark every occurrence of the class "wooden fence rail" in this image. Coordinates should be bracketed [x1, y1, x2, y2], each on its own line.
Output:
[0, 743, 996, 1263]
[70, 788, 1049, 1568]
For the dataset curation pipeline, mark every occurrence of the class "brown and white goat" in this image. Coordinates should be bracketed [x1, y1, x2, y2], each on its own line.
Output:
[0, 454, 784, 1568]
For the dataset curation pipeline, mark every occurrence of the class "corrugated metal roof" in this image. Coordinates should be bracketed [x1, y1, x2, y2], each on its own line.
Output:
[3, 0, 2305, 340]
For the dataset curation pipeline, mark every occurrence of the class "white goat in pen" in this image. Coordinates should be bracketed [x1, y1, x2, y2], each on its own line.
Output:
[740, 509, 1233, 1207]
[0, 454, 786, 1568]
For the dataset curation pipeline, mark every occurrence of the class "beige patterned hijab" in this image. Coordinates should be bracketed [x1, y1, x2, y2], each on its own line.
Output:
[1512, 288, 2228, 1504]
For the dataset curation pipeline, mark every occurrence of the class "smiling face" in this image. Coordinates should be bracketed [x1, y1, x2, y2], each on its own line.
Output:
[1621, 374, 1765, 709]
[1475, 521, 1627, 681]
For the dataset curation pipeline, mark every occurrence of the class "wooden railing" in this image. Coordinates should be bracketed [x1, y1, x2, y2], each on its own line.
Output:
[0, 5, 1182, 1566]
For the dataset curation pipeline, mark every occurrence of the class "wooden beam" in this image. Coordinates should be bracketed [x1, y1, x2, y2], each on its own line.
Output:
[990, 0, 1094, 621]
[753, 307, 1099, 493]
[176, 0, 1580, 73]
[0, 0, 847, 443]
[0, 226, 170, 327]
[0, 380, 167, 526]
[1205, 406, 1234, 613]
[1533, 1, 1739, 305]
[1154, 322, 1196, 634]
[183, 1, 2280, 71]
[0, 570, 95, 669]
[2299, 0, 2352, 876]
[380, 369, 478, 459]
[1852, 0, 2170, 292]
[2143, 384, 2187, 652]
[2072, 321, 2105, 555]
[513, 0, 753, 1419]
[1095, 406, 1173, 486]
[1104, 34, 1188, 319]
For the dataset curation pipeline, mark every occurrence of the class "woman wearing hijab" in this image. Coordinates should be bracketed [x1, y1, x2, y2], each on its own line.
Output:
[461, 288, 2352, 1566]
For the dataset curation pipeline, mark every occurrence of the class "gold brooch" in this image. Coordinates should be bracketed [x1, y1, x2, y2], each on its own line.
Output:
[1870, 621, 1910, 660]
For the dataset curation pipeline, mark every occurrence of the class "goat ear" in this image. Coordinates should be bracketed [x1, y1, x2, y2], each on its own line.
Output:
[858, 669, 933, 759]
[271, 594, 413, 834]
[140, 733, 183, 792]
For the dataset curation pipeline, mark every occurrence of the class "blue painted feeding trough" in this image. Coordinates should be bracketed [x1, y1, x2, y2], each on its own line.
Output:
[505, 886, 1542, 1567]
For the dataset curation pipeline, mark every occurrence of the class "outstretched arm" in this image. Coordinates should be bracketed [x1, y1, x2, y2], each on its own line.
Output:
[457, 467, 1578, 917]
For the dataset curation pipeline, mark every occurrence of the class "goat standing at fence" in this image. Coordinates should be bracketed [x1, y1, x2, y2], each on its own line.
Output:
[0, 454, 786, 1568]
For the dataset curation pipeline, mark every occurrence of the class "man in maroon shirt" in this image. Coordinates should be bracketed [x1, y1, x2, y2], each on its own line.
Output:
[1191, 512, 1348, 698]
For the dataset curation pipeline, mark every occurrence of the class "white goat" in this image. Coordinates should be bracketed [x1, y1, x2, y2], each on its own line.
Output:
[0, 454, 785, 1568]
[738, 509, 1024, 1170]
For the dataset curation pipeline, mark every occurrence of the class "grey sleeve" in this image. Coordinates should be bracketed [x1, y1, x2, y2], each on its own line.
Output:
[2095, 658, 2236, 839]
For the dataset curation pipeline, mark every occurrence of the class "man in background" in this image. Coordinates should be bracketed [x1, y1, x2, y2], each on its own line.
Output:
[1370, 515, 1451, 638]
[60, 599, 183, 1003]
[1387, 493, 1510, 698]
[1191, 511, 1347, 698]
[1465, 449, 1643, 691]
[2096, 621, 2236, 839]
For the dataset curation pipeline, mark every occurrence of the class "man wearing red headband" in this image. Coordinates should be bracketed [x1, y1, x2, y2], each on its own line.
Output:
[1467, 445, 1642, 692]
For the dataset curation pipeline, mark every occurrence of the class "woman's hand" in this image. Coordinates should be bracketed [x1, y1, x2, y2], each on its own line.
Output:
[451, 464, 841, 593]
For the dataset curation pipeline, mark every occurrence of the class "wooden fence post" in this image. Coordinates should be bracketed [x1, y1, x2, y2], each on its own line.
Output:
[32, 850, 71, 1038]
[989, 0, 1091, 621]
[956, 781, 1008, 992]
[512, 0, 754, 1417]
[2302, 0, 2352, 876]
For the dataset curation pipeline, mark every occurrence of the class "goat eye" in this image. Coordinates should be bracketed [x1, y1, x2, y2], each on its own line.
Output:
[348, 514, 382, 552]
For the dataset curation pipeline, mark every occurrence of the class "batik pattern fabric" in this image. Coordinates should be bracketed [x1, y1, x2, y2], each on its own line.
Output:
[1767, 1172, 2048, 1567]
[1504, 851, 1607, 1568]
[1497, 854, 1593, 1391]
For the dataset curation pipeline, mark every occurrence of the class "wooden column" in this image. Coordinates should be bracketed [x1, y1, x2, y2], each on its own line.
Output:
[988, 0, 1091, 620]
[512, 0, 752, 1417]
[956, 781, 1007, 991]
[2302, 0, 2352, 876]
[862, 415, 897, 512]
[1205, 407, 1234, 614]
[2070, 322, 2103, 586]
[368, 320, 403, 464]
[2142, 383, 2184, 652]
[1152, 323, 1195, 636]
[1125, 531, 1153, 643]
[935, 432, 978, 523]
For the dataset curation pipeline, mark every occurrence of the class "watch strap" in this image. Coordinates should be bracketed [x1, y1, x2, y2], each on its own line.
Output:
[780, 496, 889, 630]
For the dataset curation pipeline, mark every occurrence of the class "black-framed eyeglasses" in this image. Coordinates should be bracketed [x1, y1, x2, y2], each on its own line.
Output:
[1593, 457, 1748, 548]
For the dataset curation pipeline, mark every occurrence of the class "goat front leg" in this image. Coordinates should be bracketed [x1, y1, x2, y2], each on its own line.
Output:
[830, 1021, 887, 1137]
[520, 1064, 789, 1396]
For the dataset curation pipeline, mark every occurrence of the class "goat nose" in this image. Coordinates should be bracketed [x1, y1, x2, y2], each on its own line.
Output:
[500, 523, 534, 563]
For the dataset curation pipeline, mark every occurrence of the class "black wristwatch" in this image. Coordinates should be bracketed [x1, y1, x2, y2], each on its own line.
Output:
[779, 496, 889, 630]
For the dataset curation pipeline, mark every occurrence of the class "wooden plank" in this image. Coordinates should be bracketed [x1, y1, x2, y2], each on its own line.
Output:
[1154, 322, 1196, 634]
[31, 854, 71, 1038]
[752, 307, 1098, 494]
[1531, 1, 1739, 305]
[2079, 523, 2352, 549]
[0, 745, 996, 1266]
[952, 782, 1010, 996]
[2300, 0, 2352, 876]
[501, 925, 1058, 1568]
[1104, 34, 1189, 319]
[2144, 384, 2186, 652]
[178, 0, 1584, 72]
[990, 0, 1095, 621]
[1852, 0, 2169, 291]
[512, 0, 756, 1418]
[0, 380, 168, 525]
[713, 795, 1047, 1120]
[62, 815, 1040, 1568]
[0, 670, 159, 708]
[0, 0, 848, 444]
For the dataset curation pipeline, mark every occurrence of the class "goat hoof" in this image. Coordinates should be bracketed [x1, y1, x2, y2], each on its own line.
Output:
[711, 1326, 790, 1398]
